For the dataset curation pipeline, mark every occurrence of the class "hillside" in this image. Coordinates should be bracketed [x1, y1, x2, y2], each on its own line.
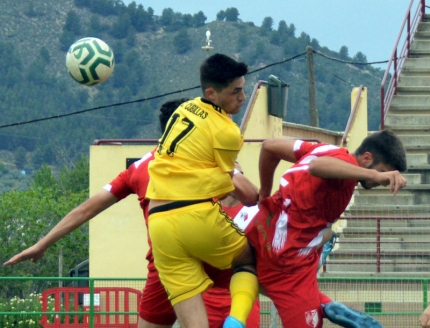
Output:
[0, 0, 387, 191]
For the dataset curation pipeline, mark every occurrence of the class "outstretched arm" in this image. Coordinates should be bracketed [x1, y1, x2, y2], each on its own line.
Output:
[308, 156, 407, 194]
[420, 305, 430, 328]
[3, 189, 118, 267]
[259, 138, 297, 199]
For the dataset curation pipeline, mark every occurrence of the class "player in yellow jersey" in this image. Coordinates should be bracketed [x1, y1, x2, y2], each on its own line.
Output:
[147, 53, 258, 328]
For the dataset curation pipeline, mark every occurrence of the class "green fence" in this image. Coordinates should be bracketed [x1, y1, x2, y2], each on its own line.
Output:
[0, 276, 428, 327]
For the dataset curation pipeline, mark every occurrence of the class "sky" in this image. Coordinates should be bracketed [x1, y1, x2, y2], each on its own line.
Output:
[125, 0, 415, 70]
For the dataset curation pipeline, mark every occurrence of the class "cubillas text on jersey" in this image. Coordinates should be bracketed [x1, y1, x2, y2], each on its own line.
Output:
[184, 103, 208, 119]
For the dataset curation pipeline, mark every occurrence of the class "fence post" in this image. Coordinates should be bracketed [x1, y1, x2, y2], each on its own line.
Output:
[270, 301, 278, 328]
[89, 278, 94, 328]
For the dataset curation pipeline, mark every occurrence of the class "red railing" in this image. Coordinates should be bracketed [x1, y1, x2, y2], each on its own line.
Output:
[380, 0, 426, 129]
[323, 216, 430, 273]
[39, 287, 142, 328]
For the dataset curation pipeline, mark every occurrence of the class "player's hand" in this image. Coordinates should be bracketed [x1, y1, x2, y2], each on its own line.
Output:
[374, 170, 407, 195]
[419, 305, 430, 327]
[3, 244, 46, 267]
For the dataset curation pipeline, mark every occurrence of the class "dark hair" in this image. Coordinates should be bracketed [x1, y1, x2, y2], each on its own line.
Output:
[159, 98, 190, 132]
[354, 130, 407, 172]
[200, 53, 248, 93]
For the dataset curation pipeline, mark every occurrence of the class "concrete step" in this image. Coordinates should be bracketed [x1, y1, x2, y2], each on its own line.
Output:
[353, 193, 414, 206]
[398, 75, 430, 87]
[403, 144, 430, 154]
[346, 205, 430, 215]
[402, 58, 430, 74]
[396, 85, 430, 93]
[353, 186, 430, 205]
[329, 249, 430, 258]
[395, 134, 430, 146]
[336, 239, 429, 251]
[406, 163, 430, 171]
[385, 113, 430, 127]
[336, 237, 402, 250]
[325, 260, 430, 273]
[319, 271, 429, 278]
[389, 94, 430, 108]
[340, 218, 430, 228]
[417, 20, 430, 32]
[402, 173, 423, 184]
[406, 153, 429, 165]
[339, 226, 430, 235]
[410, 39, 430, 53]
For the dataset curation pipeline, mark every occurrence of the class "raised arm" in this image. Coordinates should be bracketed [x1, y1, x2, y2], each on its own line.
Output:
[231, 163, 258, 206]
[259, 138, 297, 199]
[3, 189, 118, 267]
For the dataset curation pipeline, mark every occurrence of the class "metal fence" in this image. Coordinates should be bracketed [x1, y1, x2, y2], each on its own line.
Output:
[0, 276, 428, 327]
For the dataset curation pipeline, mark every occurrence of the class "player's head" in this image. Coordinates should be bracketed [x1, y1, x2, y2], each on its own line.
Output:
[354, 130, 407, 189]
[200, 53, 248, 115]
[158, 98, 190, 132]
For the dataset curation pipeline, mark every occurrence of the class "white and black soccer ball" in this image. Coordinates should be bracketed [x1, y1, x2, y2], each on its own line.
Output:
[66, 37, 115, 86]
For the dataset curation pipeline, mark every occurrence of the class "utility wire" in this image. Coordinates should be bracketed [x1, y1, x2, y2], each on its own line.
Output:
[313, 50, 390, 65]
[0, 51, 393, 129]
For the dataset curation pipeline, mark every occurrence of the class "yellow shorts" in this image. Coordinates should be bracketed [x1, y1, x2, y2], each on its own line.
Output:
[148, 200, 247, 305]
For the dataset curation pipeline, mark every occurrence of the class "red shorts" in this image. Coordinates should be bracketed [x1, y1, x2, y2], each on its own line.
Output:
[203, 287, 260, 328]
[139, 262, 261, 327]
[138, 262, 176, 325]
[257, 259, 331, 328]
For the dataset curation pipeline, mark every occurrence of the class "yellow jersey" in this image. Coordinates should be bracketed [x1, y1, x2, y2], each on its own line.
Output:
[147, 97, 243, 200]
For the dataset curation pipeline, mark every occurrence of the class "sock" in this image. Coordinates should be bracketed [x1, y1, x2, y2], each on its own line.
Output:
[229, 271, 259, 324]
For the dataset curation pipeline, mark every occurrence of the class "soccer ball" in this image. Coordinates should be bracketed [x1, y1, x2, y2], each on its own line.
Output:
[66, 37, 115, 86]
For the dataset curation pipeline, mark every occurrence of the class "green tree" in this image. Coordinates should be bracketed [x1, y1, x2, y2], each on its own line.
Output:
[64, 10, 81, 35]
[173, 28, 192, 54]
[88, 14, 103, 34]
[287, 23, 296, 37]
[24, 1, 37, 18]
[159, 8, 175, 26]
[339, 46, 349, 60]
[237, 30, 249, 51]
[59, 30, 76, 52]
[58, 155, 89, 194]
[192, 11, 207, 27]
[110, 13, 132, 39]
[74, 0, 87, 8]
[225, 7, 239, 22]
[261, 16, 273, 31]
[126, 27, 137, 46]
[32, 164, 58, 191]
[39, 46, 50, 64]
[0, 188, 88, 298]
[353, 51, 367, 63]
[216, 10, 226, 21]
[353, 51, 368, 69]
[182, 13, 193, 27]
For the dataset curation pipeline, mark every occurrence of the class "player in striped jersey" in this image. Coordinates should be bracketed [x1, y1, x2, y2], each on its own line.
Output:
[245, 132, 407, 327]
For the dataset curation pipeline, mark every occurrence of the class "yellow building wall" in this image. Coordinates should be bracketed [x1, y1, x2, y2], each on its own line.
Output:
[88, 83, 368, 278]
[238, 82, 292, 188]
[89, 144, 155, 279]
[342, 87, 368, 153]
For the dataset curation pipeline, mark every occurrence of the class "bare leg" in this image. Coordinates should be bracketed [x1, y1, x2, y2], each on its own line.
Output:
[173, 293, 209, 328]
